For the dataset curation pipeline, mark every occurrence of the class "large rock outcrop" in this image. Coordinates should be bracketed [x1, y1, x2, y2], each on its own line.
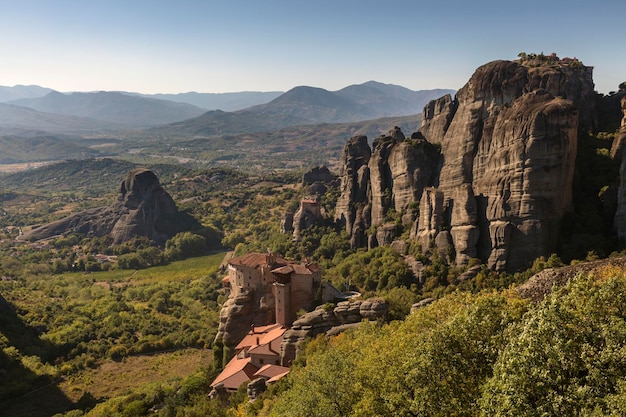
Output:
[610, 95, 626, 159]
[215, 286, 276, 350]
[22, 168, 201, 244]
[280, 298, 388, 365]
[416, 60, 585, 271]
[614, 95, 626, 240]
[335, 56, 595, 272]
[335, 129, 440, 248]
[281, 166, 336, 239]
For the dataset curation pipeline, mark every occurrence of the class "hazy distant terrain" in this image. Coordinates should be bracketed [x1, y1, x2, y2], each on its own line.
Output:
[0, 81, 447, 171]
[9, 91, 207, 127]
[0, 85, 54, 102]
[0, 103, 123, 134]
[134, 91, 284, 111]
[156, 82, 453, 136]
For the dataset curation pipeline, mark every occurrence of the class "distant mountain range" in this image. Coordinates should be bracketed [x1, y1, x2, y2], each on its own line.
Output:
[0, 85, 54, 102]
[0, 103, 118, 134]
[0, 82, 454, 141]
[156, 82, 455, 136]
[132, 91, 283, 111]
[8, 91, 207, 128]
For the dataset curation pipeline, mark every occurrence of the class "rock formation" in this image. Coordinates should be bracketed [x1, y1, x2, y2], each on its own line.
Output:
[280, 298, 388, 365]
[292, 196, 323, 241]
[302, 165, 335, 186]
[614, 96, 626, 240]
[608, 94, 626, 160]
[280, 211, 294, 234]
[335, 56, 596, 272]
[335, 129, 440, 249]
[334, 135, 371, 241]
[22, 168, 201, 244]
[215, 288, 276, 350]
[281, 166, 336, 239]
[517, 256, 626, 302]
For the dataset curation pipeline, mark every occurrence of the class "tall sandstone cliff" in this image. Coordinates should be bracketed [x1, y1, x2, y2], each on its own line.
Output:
[613, 95, 626, 239]
[336, 58, 596, 272]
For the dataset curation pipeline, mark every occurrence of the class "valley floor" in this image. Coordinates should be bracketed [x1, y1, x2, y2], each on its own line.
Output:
[1, 348, 212, 417]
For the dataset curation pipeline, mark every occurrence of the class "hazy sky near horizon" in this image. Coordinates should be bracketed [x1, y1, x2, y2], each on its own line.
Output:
[1, 0, 623, 94]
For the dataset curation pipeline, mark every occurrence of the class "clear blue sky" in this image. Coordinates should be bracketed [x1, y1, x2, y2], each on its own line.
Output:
[1, 0, 623, 94]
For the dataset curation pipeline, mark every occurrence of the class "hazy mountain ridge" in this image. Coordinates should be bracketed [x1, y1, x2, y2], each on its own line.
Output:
[0, 85, 54, 102]
[161, 83, 454, 136]
[246, 86, 380, 123]
[0, 82, 454, 137]
[337, 81, 454, 116]
[132, 91, 284, 111]
[9, 91, 207, 127]
[0, 103, 122, 134]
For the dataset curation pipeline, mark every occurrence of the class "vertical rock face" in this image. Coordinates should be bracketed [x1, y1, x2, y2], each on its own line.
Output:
[419, 59, 583, 271]
[110, 169, 180, 244]
[334, 135, 372, 236]
[335, 128, 440, 248]
[335, 56, 594, 272]
[610, 95, 626, 160]
[420, 94, 458, 143]
[292, 197, 323, 240]
[369, 134, 397, 226]
[613, 96, 626, 239]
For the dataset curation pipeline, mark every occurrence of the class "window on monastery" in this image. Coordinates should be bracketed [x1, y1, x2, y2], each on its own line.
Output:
[259, 359, 264, 364]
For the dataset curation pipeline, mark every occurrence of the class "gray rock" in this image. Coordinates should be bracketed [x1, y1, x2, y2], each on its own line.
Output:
[247, 377, 267, 400]
[280, 298, 388, 364]
[302, 166, 336, 186]
[335, 57, 593, 272]
[411, 297, 434, 312]
[22, 169, 200, 245]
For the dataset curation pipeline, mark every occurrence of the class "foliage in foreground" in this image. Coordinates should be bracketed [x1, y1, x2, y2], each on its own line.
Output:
[254, 269, 626, 417]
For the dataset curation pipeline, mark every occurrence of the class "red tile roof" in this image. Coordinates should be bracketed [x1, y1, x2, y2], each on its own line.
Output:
[211, 356, 258, 390]
[229, 252, 287, 268]
[253, 364, 290, 379]
[212, 323, 288, 390]
[235, 323, 285, 350]
[266, 370, 290, 383]
[247, 327, 284, 356]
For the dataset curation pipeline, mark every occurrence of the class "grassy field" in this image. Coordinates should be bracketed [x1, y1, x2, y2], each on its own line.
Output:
[61, 251, 228, 285]
[60, 348, 213, 402]
[3, 349, 213, 417]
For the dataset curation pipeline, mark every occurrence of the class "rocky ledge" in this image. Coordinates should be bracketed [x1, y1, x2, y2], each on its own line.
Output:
[280, 298, 388, 364]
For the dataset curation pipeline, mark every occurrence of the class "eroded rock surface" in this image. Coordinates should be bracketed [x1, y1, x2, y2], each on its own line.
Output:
[613, 96, 626, 240]
[280, 298, 388, 365]
[22, 169, 200, 244]
[335, 57, 595, 272]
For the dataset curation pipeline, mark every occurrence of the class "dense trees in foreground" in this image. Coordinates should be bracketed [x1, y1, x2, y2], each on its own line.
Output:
[253, 269, 626, 417]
